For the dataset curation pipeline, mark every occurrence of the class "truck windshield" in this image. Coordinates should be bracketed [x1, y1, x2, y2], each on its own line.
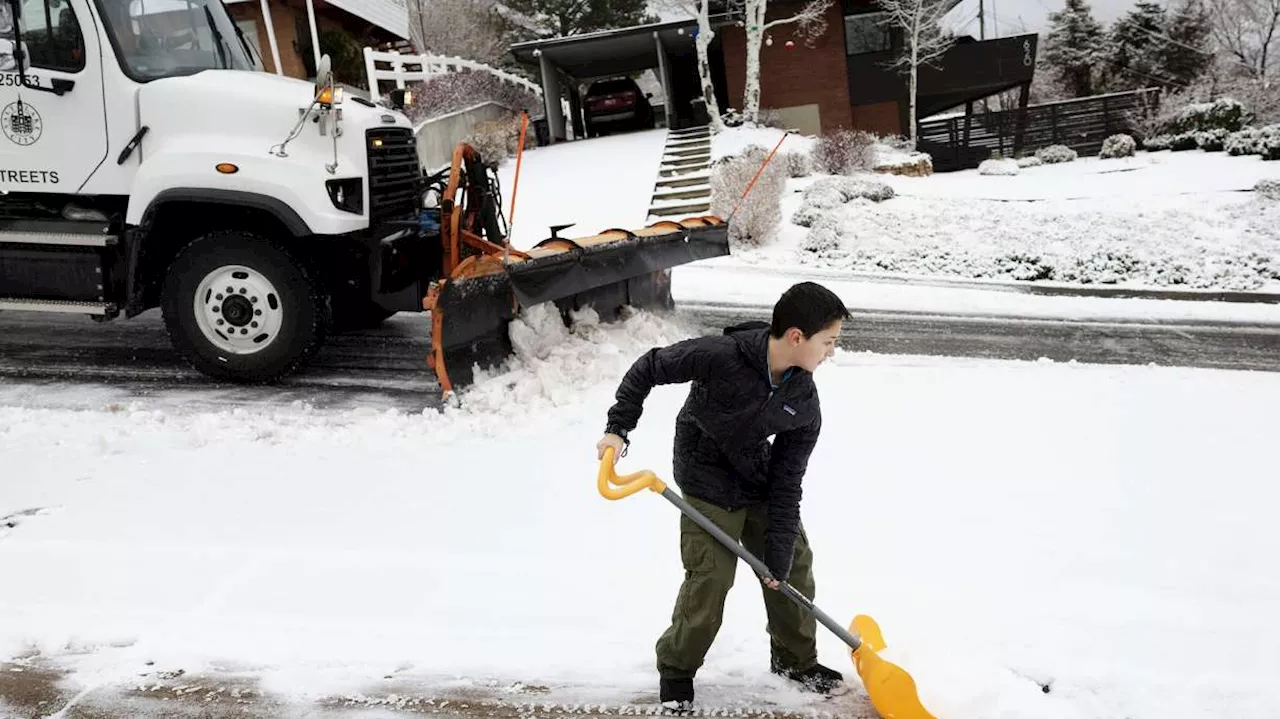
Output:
[96, 0, 259, 81]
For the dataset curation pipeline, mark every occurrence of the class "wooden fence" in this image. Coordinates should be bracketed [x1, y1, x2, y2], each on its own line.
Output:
[917, 88, 1162, 171]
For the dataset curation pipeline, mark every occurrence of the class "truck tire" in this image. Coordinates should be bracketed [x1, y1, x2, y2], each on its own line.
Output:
[161, 231, 328, 383]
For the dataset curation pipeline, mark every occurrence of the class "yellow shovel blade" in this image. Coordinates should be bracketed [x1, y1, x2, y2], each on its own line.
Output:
[849, 615, 937, 719]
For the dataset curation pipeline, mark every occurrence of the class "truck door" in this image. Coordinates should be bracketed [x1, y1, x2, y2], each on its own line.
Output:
[0, 0, 108, 193]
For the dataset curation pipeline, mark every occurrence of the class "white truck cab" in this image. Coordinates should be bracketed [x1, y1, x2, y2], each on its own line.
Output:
[0, 0, 428, 382]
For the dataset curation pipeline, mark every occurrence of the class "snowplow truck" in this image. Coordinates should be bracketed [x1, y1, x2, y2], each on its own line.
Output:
[0, 0, 729, 394]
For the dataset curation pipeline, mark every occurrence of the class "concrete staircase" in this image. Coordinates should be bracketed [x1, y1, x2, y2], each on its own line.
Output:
[647, 125, 713, 221]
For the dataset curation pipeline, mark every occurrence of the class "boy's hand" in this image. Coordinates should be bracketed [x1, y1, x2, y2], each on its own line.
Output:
[761, 576, 780, 590]
[596, 433, 626, 463]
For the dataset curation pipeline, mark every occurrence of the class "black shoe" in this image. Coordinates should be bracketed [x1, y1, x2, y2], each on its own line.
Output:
[771, 662, 844, 694]
[659, 677, 694, 711]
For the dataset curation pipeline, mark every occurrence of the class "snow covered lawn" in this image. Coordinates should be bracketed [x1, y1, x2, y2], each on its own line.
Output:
[2, 308, 1279, 719]
[490, 125, 1280, 298]
[747, 146, 1280, 291]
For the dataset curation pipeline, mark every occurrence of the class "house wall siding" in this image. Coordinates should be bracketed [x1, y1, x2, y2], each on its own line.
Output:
[718, 2, 853, 134]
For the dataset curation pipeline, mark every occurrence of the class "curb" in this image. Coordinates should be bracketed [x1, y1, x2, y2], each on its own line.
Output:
[679, 301, 1280, 329]
[691, 262, 1280, 305]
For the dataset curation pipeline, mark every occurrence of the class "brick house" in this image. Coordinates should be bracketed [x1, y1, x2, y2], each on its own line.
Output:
[511, 0, 1037, 143]
[709, 0, 1038, 137]
[224, 0, 408, 84]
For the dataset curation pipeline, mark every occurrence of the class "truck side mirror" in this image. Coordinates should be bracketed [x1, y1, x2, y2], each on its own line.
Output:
[313, 53, 334, 103]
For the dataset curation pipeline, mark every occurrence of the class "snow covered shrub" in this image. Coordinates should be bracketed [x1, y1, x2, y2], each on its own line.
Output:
[978, 158, 1020, 175]
[1195, 128, 1229, 152]
[466, 118, 520, 166]
[1100, 134, 1137, 158]
[405, 71, 541, 126]
[995, 253, 1055, 281]
[720, 108, 746, 127]
[1143, 135, 1173, 151]
[1226, 128, 1262, 155]
[813, 129, 877, 175]
[1035, 145, 1077, 164]
[1016, 155, 1044, 168]
[1255, 179, 1280, 200]
[783, 151, 814, 177]
[801, 176, 895, 209]
[1262, 133, 1280, 161]
[791, 204, 826, 227]
[710, 144, 788, 247]
[1165, 97, 1252, 135]
[802, 214, 844, 254]
[1056, 250, 1144, 285]
[1169, 132, 1199, 151]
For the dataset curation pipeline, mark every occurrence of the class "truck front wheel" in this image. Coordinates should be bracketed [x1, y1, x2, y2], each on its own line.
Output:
[161, 231, 328, 382]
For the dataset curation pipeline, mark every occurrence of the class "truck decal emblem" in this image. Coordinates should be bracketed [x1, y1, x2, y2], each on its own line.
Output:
[2, 96, 42, 146]
[381, 114, 395, 124]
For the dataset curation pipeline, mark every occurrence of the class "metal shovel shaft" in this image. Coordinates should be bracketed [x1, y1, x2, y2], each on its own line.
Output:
[658, 487, 863, 653]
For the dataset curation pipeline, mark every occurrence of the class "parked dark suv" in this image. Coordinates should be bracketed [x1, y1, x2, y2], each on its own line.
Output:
[583, 77, 656, 137]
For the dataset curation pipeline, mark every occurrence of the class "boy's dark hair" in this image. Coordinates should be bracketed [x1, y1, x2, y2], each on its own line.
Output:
[770, 282, 850, 339]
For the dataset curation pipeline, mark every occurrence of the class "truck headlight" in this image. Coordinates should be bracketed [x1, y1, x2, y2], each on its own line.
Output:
[326, 178, 363, 214]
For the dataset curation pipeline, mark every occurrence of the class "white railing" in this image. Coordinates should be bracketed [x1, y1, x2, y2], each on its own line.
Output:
[362, 48, 544, 103]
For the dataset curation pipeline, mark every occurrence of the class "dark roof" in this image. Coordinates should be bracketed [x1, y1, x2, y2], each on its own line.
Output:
[509, 17, 731, 79]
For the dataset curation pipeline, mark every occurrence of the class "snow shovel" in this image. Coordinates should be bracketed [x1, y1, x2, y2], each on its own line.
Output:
[597, 447, 937, 719]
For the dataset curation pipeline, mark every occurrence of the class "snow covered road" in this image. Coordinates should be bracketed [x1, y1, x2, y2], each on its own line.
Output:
[2, 303, 1280, 413]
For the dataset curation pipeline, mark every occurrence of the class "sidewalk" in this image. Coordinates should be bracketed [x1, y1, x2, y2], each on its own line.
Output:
[672, 262, 1280, 327]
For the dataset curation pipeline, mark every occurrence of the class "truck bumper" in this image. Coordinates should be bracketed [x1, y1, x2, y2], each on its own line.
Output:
[347, 214, 440, 314]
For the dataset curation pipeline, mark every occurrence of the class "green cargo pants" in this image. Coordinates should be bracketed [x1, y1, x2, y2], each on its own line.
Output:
[655, 494, 818, 680]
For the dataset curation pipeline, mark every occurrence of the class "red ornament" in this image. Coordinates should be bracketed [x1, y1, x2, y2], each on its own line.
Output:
[785, 40, 795, 49]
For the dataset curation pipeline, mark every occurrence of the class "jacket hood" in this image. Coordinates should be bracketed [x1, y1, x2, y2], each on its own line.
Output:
[723, 322, 773, 379]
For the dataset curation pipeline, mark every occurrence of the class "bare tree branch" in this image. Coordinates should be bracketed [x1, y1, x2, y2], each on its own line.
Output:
[875, 0, 956, 142]
[739, 0, 833, 122]
[763, 0, 831, 39]
[407, 0, 514, 67]
[1206, 0, 1280, 81]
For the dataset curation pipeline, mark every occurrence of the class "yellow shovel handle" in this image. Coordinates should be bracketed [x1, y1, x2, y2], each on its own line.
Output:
[597, 446, 668, 499]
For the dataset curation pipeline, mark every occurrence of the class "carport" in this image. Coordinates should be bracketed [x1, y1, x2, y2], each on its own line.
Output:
[510, 19, 707, 144]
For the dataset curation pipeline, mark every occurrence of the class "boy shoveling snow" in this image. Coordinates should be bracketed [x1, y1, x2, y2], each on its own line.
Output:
[596, 281, 851, 710]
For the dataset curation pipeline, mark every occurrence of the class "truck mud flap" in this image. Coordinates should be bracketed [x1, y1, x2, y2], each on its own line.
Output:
[426, 218, 729, 394]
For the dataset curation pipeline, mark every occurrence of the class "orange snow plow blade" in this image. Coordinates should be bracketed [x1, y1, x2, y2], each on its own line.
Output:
[596, 447, 938, 719]
[423, 216, 729, 395]
[420, 141, 729, 396]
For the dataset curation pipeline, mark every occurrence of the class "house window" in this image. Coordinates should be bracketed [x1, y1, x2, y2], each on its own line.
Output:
[844, 11, 890, 56]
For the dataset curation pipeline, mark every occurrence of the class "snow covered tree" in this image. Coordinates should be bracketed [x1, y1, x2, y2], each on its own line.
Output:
[740, 0, 833, 124]
[875, 0, 955, 143]
[407, 0, 518, 68]
[650, 0, 725, 130]
[1104, 1, 1168, 91]
[503, 0, 658, 37]
[1160, 0, 1214, 88]
[1043, 0, 1107, 97]
[1206, 0, 1279, 86]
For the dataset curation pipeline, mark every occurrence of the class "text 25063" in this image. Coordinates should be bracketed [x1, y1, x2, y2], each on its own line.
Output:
[0, 74, 41, 86]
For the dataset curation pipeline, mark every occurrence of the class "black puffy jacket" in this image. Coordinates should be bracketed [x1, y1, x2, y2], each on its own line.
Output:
[605, 322, 822, 580]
